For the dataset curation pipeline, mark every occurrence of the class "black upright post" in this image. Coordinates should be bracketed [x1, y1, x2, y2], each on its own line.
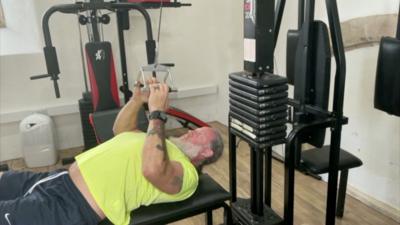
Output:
[284, 142, 295, 225]
[294, 138, 302, 167]
[396, 3, 400, 40]
[250, 147, 264, 216]
[326, 132, 341, 225]
[274, 0, 286, 49]
[264, 147, 272, 206]
[229, 117, 237, 202]
[244, 0, 275, 74]
[325, 0, 346, 224]
[298, 0, 305, 28]
[116, 10, 131, 103]
[294, 0, 315, 107]
[89, 6, 101, 42]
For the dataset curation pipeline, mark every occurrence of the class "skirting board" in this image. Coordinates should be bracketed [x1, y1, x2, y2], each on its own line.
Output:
[347, 185, 400, 223]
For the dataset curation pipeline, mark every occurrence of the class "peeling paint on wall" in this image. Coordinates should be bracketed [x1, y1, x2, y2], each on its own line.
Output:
[341, 14, 398, 51]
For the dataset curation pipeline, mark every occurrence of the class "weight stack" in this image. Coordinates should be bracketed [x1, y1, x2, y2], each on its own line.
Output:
[229, 72, 288, 148]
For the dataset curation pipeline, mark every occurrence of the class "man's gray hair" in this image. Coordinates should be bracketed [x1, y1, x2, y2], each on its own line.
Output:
[201, 130, 224, 166]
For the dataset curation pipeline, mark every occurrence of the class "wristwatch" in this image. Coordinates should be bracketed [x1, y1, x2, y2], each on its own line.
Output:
[149, 110, 168, 123]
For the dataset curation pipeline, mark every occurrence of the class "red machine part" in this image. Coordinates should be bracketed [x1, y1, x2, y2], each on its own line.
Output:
[127, 0, 171, 2]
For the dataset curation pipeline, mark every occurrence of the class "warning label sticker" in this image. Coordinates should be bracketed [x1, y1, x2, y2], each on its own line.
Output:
[244, 38, 256, 62]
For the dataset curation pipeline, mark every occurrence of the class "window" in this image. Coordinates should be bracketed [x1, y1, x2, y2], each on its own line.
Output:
[0, 3, 5, 28]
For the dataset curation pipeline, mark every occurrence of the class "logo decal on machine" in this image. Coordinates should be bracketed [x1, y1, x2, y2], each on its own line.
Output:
[95, 49, 106, 61]
[244, 0, 256, 24]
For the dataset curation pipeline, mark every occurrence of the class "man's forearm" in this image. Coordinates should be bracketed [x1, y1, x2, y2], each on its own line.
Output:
[142, 119, 169, 171]
[112, 98, 143, 135]
[142, 119, 184, 194]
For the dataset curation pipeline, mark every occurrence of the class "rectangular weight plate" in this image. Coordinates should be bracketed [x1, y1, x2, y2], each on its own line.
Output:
[229, 79, 288, 96]
[229, 72, 288, 88]
[230, 128, 286, 148]
[230, 93, 288, 109]
[230, 105, 287, 123]
[230, 100, 287, 116]
[230, 87, 288, 103]
[230, 111, 286, 130]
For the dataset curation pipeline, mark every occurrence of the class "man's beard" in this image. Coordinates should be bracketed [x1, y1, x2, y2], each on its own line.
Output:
[169, 137, 200, 159]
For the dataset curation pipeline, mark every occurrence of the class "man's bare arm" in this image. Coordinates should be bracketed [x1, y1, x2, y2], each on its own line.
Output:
[112, 97, 143, 135]
[142, 119, 184, 194]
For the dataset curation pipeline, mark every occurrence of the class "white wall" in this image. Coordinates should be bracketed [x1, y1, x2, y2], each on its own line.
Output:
[0, 0, 42, 55]
[0, 0, 239, 160]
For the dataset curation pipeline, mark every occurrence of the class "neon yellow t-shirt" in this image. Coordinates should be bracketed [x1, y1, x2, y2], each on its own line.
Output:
[75, 132, 199, 225]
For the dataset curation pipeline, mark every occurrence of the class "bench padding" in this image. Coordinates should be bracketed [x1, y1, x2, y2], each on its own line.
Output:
[99, 174, 231, 225]
[301, 146, 363, 174]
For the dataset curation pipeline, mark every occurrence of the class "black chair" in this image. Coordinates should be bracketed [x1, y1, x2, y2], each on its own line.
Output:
[98, 174, 232, 225]
[300, 145, 363, 217]
[0, 164, 9, 172]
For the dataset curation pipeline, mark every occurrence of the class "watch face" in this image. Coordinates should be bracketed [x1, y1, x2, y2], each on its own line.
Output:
[159, 112, 168, 122]
[150, 111, 167, 122]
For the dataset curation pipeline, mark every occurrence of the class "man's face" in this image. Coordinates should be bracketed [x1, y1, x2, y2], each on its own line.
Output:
[180, 127, 216, 147]
[173, 127, 216, 162]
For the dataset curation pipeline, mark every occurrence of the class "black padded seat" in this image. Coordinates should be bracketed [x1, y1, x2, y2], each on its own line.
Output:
[301, 146, 363, 174]
[99, 174, 231, 225]
[301, 145, 363, 218]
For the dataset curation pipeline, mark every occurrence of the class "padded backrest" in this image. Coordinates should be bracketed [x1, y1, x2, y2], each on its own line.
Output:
[86, 42, 120, 112]
[374, 37, 400, 116]
[91, 107, 149, 143]
[288, 21, 331, 148]
[286, 30, 300, 85]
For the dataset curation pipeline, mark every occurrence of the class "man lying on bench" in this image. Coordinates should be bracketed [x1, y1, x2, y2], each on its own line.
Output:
[0, 78, 224, 225]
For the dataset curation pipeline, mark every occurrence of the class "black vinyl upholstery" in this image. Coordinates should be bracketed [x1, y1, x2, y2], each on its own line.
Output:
[374, 37, 400, 116]
[301, 146, 363, 174]
[91, 107, 148, 143]
[99, 174, 231, 225]
[286, 29, 299, 85]
[288, 21, 331, 148]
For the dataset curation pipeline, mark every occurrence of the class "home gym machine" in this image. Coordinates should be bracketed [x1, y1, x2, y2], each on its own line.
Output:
[31, 0, 209, 152]
[228, 0, 348, 225]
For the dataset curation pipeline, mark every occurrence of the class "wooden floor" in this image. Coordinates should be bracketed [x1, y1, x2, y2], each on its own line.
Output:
[1, 122, 398, 225]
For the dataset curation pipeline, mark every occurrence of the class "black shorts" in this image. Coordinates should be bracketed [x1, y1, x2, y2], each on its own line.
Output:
[0, 170, 101, 225]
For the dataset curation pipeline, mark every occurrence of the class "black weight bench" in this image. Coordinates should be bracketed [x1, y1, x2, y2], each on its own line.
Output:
[301, 145, 363, 217]
[98, 174, 232, 225]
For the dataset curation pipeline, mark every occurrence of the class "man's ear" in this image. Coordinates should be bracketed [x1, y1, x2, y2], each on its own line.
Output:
[201, 147, 214, 158]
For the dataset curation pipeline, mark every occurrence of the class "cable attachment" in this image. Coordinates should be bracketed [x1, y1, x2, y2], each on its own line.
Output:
[137, 64, 177, 93]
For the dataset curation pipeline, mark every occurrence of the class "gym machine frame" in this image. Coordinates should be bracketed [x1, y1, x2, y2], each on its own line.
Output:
[32, 0, 209, 147]
[32, 0, 190, 99]
[116, 0, 191, 103]
[228, 0, 348, 225]
[31, 1, 156, 98]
